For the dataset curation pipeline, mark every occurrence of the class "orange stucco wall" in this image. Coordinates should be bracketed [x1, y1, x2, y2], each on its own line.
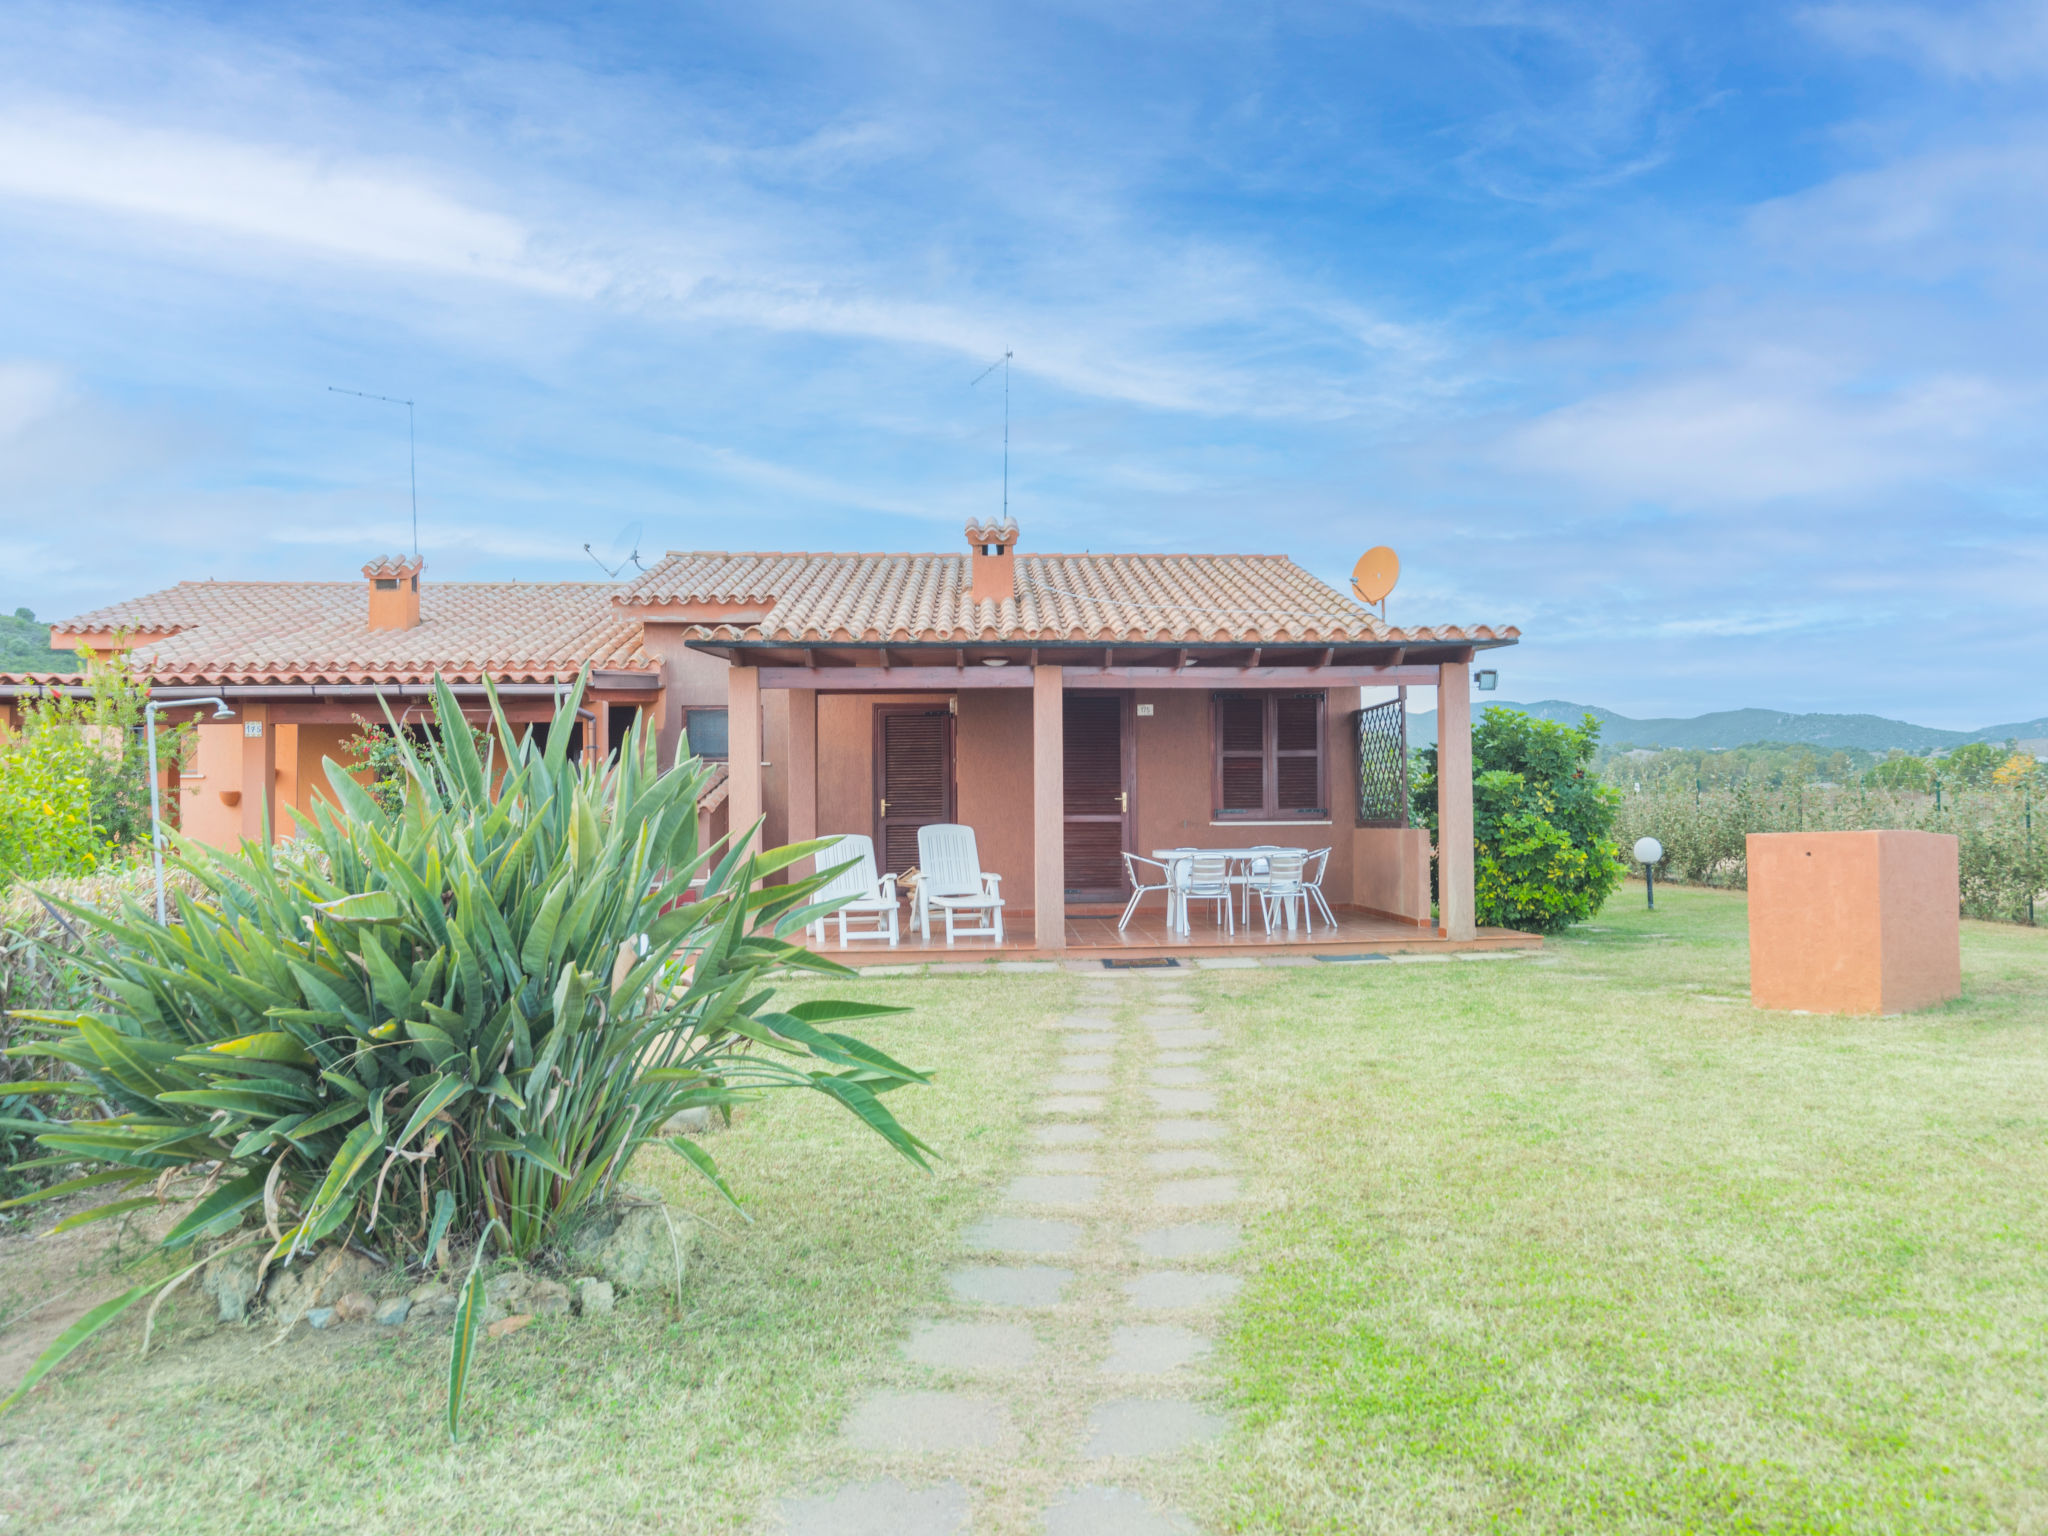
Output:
[1747, 830, 1961, 1014]
[1352, 827, 1431, 923]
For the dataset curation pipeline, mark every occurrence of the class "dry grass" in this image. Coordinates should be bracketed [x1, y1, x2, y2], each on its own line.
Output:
[1187, 886, 2048, 1534]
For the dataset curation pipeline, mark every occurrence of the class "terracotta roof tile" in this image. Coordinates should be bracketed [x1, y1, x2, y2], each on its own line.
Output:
[618, 550, 1516, 647]
[54, 581, 650, 686]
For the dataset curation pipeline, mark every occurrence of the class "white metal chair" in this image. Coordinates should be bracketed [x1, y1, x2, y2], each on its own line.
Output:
[1177, 851, 1234, 936]
[1235, 844, 1287, 923]
[1257, 850, 1311, 934]
[915, 824, 1005, 945]
[1302, 847, 1337, 930]
[1118, 852, 1177, 933]
[806, 834, 900, 948]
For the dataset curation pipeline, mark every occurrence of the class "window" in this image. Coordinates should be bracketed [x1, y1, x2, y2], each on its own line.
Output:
[1211, 692, 1327, 819]
[684, 707, 729, 760]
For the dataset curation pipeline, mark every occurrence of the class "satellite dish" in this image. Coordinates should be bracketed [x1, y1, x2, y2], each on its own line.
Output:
[1351, 546, 1399, 608]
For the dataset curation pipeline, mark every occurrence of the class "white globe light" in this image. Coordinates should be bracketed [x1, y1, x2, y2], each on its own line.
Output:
[1633, 837, 1663, 865]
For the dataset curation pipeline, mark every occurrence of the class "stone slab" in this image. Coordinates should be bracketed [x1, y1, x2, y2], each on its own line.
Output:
[1144, 1149, 1230, 1174]
[1042, 1485, 1196, 1535]
[1125, 1271, 1243, 1310]
[948, 1265, 1073, 1308]
[1151, 1118, 1226, 1144]
[1048, 1072, 1112, 1093]
[1148, 1066, 1210, 1087]
[1147, 1088, 1218, 1113]
[1028, 1151, 1099, 1174]
[1154, 1049, 1207, 1067]
[1032, 1123, 1102, 1146]
[1133, 1222, 1240, 1259]
[779, 1478, 971, 1536]
[1038, 1095, 1106, 1116]
[996, 961, 1064, 972]
[1005, 1174, 1102, 1207]
[1048, 1014, 1117, 1032]
[903, 1319, 1039, 1370]
[1062, 1032, 1119, 1050]
[962, 1215, 1083, 1255]
[844, 1391, 1011, 1453]
[849, 965, 925, 978]
[1152, 1176, 1239, 1209]
[1193, 956, 1261, 968]
[1081, 1398, 1229, 1459]
[1100, 1323, 1212, 1375]
[927, 962, 999, 975]
[1390, 953, 1452, 964]
[1059, 1053, 1113, 1072]
[1150, 1028, 1223, 1049]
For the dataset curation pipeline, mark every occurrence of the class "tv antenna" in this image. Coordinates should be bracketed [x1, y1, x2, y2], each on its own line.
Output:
[583, 521, 647, 578]
[971, 348, 1014, 521]
[329, 387, 418, 556]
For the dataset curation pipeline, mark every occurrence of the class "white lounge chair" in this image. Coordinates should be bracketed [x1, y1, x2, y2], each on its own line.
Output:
[915, 823, 1004, 945]
[806, 834, 900, 948]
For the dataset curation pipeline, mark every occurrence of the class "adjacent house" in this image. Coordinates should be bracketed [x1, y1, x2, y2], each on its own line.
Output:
[1, 522, 1522, 959]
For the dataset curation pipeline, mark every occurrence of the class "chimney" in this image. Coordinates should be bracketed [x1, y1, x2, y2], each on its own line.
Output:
[964, 519, 1019, 607]
[363, 554, 424, 631]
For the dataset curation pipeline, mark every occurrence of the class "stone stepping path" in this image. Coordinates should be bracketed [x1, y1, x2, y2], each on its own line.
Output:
[772, 972, 1243, 1533]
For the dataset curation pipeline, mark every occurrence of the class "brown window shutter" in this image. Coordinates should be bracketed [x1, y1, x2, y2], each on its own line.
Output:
[879, 709, 951, 871]
[1274, 694, 1326, 815]
[1214, 695, 1266, 816]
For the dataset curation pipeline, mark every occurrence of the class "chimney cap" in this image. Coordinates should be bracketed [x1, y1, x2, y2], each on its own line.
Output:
[362, 554, 425, 580]
[964, 519, 1018, 548]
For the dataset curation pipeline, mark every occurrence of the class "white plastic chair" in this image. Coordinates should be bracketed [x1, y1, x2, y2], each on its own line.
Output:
[1302, 847, 1336, 930]
[805, 834, 900, 948]
[1257, 850, 1311, 934]
[1177, 851, 1234, 936]
[1118, 852, 1176, 933]
[914, 824, 1004, 945]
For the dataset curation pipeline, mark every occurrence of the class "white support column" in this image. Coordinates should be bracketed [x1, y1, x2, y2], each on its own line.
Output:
[1033, 665, 1066, 952]
[1436, 661, 1475, 940]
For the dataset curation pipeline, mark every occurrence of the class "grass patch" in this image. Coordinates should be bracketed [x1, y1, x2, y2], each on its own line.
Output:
[0, 974, 1073, 1534]
[1190, 887, 2048, 1534]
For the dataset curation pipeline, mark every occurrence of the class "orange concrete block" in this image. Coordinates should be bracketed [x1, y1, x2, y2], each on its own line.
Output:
[1747, 831, 1960, 1015]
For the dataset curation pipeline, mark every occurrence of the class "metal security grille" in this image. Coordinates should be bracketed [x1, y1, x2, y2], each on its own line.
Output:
[1356, 698, 1409, 827]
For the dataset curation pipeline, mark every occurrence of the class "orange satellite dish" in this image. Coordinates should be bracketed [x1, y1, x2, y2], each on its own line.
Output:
[1351, 546, 1399, 607]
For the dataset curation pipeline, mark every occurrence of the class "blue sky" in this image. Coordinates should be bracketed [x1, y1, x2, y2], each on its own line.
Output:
[0, 1, 2043, 727]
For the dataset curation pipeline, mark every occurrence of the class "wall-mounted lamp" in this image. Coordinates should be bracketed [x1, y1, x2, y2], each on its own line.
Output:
[1474, 669, 1498, 691]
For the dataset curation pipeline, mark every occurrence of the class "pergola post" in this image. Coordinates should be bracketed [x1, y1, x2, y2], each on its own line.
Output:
[1033, 664, 1065, 952]
[727, 664, 763, 858]
[786, 687, 817, 878]
[1436, 661, 1475, 940]
[238, 701, 275, 845]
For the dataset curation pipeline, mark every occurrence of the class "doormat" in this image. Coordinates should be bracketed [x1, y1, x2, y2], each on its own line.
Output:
[1102, 957, 1181, 969]
[1314, 953, 1392, 963]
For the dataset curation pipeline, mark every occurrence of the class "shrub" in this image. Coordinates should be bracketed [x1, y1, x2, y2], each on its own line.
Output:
[1414, 708, 1626, 934]
[0, 646, 171, 887]
[1, 677, 924, 1424]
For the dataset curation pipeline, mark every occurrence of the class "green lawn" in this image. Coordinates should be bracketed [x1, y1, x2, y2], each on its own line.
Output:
[2, 891, 2044, 1533]
[1192, 887, 2048, 1535]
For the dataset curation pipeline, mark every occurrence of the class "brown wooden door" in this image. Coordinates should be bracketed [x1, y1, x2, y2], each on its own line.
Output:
[1063, 692, 1135, 902]
[873, 706, 955, 875]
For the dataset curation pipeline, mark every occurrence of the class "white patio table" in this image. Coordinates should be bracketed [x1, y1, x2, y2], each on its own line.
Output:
[1152, 846, 1309, 936]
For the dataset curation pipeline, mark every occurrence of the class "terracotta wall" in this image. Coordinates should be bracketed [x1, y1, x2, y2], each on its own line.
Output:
[1351, 827, 1431, 923]
[957, 689, 1035, 910]
[642, 622, 738, 768]
[1748, 830, 1961, 1014]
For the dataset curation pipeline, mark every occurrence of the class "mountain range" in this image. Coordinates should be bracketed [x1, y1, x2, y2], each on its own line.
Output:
[1406, 700, 2048, 755]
